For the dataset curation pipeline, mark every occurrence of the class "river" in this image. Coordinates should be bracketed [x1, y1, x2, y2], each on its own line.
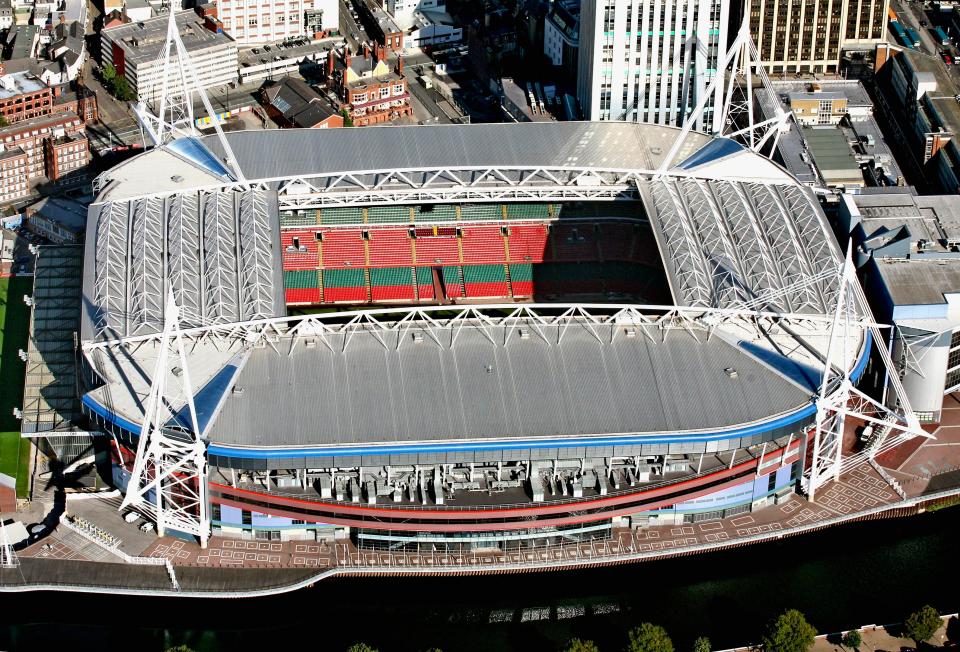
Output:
[1, 509, 957, 651]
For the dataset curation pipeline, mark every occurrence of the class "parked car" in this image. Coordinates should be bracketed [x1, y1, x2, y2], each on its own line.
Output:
[123, 511, 141, 523]
[942, 52, 953, 65]
[139, 521, 155, 532]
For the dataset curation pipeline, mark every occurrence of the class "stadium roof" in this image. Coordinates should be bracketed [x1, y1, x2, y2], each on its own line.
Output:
[78, 123, 859, 454]
[206, 320, 814, 450]
[82, 187, 285, 341]
[93, 122, 795, 204]
[80, 309, 852, 455]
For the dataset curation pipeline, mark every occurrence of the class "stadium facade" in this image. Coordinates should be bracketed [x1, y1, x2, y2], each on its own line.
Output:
[81, 121, 875, 552]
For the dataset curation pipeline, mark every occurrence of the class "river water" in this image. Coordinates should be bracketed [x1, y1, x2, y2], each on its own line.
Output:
[2, 509, 958, 651]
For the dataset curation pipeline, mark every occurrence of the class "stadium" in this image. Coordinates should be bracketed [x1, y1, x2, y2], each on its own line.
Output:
[79, 121, 870, 553]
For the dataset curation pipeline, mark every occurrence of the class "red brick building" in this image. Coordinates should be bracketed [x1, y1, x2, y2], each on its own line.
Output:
[45, 133, 90, 181]
[0, 112, 89, 205]
[331, 45, 412, 127]
[0, 72, 54, 124]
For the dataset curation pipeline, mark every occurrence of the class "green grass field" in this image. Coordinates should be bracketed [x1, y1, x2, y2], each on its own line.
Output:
[0, 276, 34, 498]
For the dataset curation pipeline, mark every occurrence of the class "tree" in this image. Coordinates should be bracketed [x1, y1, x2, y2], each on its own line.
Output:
[112, 75, 136, 101]
[762, 609, 816, 652]
[102, 63, 117, 85]
[340, 108, 353, 127]
[563, 639, 599, 652]
[165, 647, 195, 652]
[841, 631, 861, 650]
[904, 605, 941, 645]
[626, 623, 674, 652]
[0, 115, 7, 128]
[693, 636, 711, 652]
[346, 644, 378, 652]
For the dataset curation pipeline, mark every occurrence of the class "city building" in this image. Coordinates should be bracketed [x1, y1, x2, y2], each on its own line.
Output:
[745, 0, 887, 74]
[331, 44, 411, 125]
[100, 11, 239, 106]
[0, 0, 13, 31]
[402, 5, 461, 49]
[0, 70, 53, 124]
[0, 147, 29, 204]
[0, 227, 14, 276]
[23, 195, 87, 242]
[357, 0, 405, 50]
[260, 75, 343, 128]
[576, 0, 729, 131]
[837, 189, 960, 421]
[873, 44, 960, 195]
[0, 111, 87, 204]
[543, 0, 579, 76]
[44, 131, 88, 181]
[213, 0, 337, 45]
[801, 126, 865, 188]
[236, 36, 337, 85]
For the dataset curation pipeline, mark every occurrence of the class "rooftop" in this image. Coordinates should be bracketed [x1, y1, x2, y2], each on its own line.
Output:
[802, 126, 864, 186]
[27, 195, 88, 232]
[206, 320, 814, 450]
[0, 71, 47, 100]
[876, 258, 960, 306]
[102, 10, 235, 66]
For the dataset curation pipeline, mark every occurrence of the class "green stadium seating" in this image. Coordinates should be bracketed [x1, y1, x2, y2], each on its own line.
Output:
[459, 204, 503, 221]
[320, 207, 365, 225]
[279, 211, 317, 227]
[505, 203, 551, 220]
[413, 204, 457, 223]
[367, 206, 412, 224]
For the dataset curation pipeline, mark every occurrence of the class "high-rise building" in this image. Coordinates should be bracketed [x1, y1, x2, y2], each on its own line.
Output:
[576, 0, 729, 132]
[215, 0, 338, 45]
[745, 0, 887, 74]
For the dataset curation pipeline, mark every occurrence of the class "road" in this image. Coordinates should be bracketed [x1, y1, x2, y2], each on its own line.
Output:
[891, 0, 960, 82]
[86, 83, 265, 152]
[339, 0, 371, 50]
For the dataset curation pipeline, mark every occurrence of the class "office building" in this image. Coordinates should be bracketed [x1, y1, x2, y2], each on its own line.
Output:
[576, 0, 729, 131]
[745, 0, 887, 74]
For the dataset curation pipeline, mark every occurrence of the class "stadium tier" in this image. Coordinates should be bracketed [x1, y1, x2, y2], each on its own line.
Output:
[79, 122, 867, 551]
[279, 209, 669, 306]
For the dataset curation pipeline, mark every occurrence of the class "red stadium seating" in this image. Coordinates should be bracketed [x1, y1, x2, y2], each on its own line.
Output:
[460, 226, 507, 264]
[281, 230, 319, 270]
[597, 222, 636, 261]
[285, 288, 321, 304]
[507, 224, 548, 263]
[367, 229, 415, 267]
[548, 224, 600, 262]
[414, 235, 460, 266]
[321, 230, 366, 269]
[283, 204, 668, 308]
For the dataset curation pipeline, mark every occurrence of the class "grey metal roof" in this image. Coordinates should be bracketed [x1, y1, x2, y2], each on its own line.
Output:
[876, 259, 960, 306]
[82, 188, 285, 341]
[203, 121, 715, 182]
[208, 320, 811, 448]
[640, 176, 841, 314]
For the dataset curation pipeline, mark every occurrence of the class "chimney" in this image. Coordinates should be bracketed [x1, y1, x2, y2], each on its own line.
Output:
[344, 46, 351, 68]
[397, 55, 403, 74]
[327, 48, 335, 76]
[364, 43, 370, 60]
[376, 44, 385, 62]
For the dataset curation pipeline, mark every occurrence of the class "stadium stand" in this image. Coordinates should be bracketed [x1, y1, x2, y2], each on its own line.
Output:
[280, 202, 667, 306]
